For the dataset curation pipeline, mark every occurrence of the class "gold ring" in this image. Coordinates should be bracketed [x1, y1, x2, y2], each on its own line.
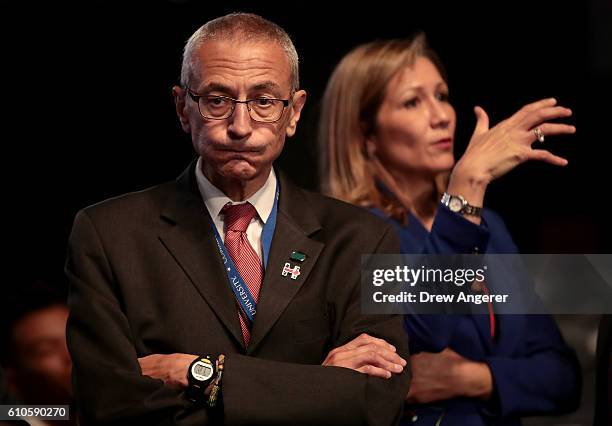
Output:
[533, 127, 545, 143]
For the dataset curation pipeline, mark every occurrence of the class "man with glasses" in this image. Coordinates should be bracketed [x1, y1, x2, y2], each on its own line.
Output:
[66, 13, 409, 425]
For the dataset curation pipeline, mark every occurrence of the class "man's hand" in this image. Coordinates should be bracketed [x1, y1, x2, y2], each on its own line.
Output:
[322, 333, 407, 379]
[406, 347, 493, 404]
[138, 353, 198, 389]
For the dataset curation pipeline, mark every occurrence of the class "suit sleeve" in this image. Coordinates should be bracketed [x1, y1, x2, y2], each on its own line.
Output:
[66, 210, 213, 425]
[67, 211, 409, 425]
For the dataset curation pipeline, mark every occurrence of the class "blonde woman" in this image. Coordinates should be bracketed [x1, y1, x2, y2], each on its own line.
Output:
[319, 34, 580, 425]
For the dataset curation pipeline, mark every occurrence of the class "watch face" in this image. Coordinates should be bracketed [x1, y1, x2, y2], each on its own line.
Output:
[448, 196, 464, 212]
[191, 359, 214, 382]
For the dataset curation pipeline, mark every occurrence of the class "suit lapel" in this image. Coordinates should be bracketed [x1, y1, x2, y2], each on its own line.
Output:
[248, 173, 324, 354]
[158, 162, 245, 349]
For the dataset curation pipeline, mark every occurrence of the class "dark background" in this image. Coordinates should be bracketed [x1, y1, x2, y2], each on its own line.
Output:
[0, 1, 610, 423]
[1, 0, 610, 287]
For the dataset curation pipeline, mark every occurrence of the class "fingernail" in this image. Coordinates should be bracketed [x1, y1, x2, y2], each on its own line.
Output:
[394, 363, 403, 372]
[400, 358, 407, 366]
[389, 344, 396, 352]
[386, 371, 392, 378]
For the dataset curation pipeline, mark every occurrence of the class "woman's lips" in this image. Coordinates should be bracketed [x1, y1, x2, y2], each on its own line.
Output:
[432, 138, 453, 150]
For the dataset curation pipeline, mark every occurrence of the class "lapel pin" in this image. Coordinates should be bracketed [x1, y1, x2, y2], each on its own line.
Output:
[281, 262, 301, 280]
[290, 251, 306, 263]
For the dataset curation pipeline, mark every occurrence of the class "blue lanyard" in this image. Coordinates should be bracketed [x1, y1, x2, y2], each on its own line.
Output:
[210, 182, 279, 324]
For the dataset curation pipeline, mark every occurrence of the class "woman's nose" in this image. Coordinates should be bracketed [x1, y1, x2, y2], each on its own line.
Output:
[429, 99, 451, 128]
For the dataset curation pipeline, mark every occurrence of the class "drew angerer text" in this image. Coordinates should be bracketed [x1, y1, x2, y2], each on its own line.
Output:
[372, 291, 509, 304]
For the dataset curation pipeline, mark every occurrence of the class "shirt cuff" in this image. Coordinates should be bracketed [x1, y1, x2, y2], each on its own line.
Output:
[430, 205, 491, 254]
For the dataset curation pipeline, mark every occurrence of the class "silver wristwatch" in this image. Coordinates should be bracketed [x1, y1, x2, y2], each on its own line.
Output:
[441, 192, 482, 217]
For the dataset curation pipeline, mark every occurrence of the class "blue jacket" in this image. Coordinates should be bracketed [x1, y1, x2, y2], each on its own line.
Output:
[370, 206, 581, 426]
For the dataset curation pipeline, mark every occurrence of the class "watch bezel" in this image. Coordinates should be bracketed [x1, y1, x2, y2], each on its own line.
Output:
[188, 356, 216, 386]
[441, 192, 482, 217]
[447, 195, 466, 213]
[191, 359, 214, 382]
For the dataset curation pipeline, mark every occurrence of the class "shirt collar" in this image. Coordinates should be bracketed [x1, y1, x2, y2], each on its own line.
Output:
[194, 156, 277, 223]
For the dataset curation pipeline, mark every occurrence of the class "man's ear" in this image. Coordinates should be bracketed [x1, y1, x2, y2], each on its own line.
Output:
[172, 86, 191, 133]
[285, 89, 307, 138]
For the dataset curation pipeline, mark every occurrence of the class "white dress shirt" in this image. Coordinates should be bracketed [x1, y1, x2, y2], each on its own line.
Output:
[194, 156, 277, 262]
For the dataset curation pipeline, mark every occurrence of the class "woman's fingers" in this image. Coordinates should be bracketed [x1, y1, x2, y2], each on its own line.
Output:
[516, 97, 558, 117]
[528, 123, 576, 142]
[472, 106, 490, 137]
[528, 148, 569, 166]
[520, 105, 573, 130]
[455, 97, 574, 187]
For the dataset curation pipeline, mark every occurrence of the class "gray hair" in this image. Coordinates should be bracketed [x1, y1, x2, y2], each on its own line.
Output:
[180, 13, 299, 92]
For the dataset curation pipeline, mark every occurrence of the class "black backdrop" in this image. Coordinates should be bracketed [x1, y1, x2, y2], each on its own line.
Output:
[1, 0, 611, 289]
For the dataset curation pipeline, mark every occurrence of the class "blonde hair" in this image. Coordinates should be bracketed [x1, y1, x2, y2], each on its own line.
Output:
[319, 33, 449, 223]
[181, 13, 299, 91]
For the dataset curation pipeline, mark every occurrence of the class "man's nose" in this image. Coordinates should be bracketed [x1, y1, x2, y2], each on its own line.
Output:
[227, 102, 253, 140]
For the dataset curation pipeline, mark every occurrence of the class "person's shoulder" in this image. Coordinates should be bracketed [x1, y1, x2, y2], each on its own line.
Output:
[78, 180, 178, 224]
[294, 187, 392, 232]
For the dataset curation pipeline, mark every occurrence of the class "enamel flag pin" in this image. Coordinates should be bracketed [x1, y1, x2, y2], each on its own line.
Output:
[281, 262, 301, 280]
[290, 251, 306, 263]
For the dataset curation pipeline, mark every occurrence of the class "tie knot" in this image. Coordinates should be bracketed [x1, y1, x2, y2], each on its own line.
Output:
[222, 202, 258, 232]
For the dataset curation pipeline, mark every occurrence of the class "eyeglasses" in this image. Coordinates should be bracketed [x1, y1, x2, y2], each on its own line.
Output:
[185, 88, 290, 123]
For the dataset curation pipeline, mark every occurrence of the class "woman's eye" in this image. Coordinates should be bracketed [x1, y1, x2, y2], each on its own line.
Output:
[437, 92, 450, 102]
[404, 98, 419, 108]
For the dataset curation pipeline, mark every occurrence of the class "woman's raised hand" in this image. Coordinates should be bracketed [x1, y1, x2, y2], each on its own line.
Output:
[457, 98, 574, 183]
[446, 98, 575, 222]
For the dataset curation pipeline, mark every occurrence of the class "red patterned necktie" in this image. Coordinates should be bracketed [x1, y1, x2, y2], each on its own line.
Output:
[222, 202, 263, 346]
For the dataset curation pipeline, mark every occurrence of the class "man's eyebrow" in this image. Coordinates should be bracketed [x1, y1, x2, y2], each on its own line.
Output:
[197, 82, 233, 93]
[195, 81, 283, 95]
[251, 81, 282, 92]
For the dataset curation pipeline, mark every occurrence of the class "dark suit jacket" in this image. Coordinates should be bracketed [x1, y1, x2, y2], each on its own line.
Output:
[65, 162, 410, 425]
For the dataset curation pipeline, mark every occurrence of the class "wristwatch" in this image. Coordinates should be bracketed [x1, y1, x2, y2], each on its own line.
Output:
[441, 192, 482, 217]
[186, 356, 216, 403]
